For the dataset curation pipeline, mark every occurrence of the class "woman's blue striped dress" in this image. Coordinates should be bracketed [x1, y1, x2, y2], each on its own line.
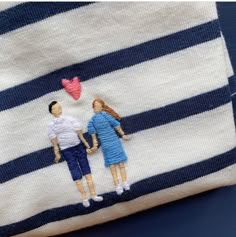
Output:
[88, 111, 127, 167]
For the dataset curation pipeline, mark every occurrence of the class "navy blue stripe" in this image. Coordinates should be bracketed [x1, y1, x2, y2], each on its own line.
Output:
[121, 85, 231, 134]
[228, 75, 236, 124]
[0, 85, 231, 184]
[0, 20, 220, 112]
[228, 75, 236, 94]
[0, 2, 94, 35]
[1, 147, 235, 236]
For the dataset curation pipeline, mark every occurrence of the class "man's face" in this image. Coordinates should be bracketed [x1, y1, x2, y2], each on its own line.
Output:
[51, 103, 62, 117]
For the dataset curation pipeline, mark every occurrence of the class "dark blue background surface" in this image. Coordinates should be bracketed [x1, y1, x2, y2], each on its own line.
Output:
[58, 3, 236, 237]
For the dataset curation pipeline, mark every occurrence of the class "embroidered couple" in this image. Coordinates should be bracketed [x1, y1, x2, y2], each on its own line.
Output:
[48, 99, 130, 207]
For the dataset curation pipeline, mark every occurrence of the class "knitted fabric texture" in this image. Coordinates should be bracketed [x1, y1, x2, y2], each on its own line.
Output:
[0, 2, 236, 237]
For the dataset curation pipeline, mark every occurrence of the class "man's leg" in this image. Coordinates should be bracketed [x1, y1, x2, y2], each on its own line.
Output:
[62, 147, 90, 207]
[75, 179, 87, 200]
[85, 174, 103, 201]
[77, 144, 103, 202]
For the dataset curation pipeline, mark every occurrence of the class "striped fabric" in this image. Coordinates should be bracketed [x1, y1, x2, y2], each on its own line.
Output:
[0, 2, 236, 237]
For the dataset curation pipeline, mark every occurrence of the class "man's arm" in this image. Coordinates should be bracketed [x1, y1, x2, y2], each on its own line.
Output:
[76, 130, 93, 154]
[51, 138, 61, 163]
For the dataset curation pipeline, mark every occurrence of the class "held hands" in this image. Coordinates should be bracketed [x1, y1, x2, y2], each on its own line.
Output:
[86, 146, 98, 154]
[86, 148, 93, 154]
[91, 146, 98, 152]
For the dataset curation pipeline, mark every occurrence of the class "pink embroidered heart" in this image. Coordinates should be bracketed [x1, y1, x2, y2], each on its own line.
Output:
[61, 76, 82, 100]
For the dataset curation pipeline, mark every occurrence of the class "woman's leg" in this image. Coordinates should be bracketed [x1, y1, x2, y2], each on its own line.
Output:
[118, 162, 127, 182]
[119, 162, 130, 190]
[110, 164, 123, 195]
[110, 164, 119, 186]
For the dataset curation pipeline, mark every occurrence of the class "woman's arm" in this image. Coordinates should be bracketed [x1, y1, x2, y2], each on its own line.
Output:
[91, 134, 98, 151]
[87, 119, 98, 152]
[115, 126, 129, 140]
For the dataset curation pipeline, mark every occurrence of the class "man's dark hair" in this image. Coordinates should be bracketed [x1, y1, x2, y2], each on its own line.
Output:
[49, 101, 58, 114]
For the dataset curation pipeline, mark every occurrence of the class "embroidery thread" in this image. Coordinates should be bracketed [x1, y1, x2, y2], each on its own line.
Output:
[87, 98, 130, 195]
[61, 76, 82, 100]
[48, 101, 103, 207]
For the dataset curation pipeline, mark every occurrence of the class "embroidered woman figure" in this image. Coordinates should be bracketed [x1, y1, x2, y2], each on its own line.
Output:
[88, 99, 130, 195]
[48, 101, 103, 207]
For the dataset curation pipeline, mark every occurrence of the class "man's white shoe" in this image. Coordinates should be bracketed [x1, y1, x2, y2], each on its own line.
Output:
[82, 199, 90, 208]
[123, 182, 130, 191]
[92, 195, 103, 202]
[116, 185, 124, 195]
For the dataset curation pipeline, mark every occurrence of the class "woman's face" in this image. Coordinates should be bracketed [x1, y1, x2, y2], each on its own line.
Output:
[93, 101, 103, 113]
[51, 103, 62, 117]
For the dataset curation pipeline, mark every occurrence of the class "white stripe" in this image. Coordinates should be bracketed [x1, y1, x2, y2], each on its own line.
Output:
[0, 38, 229, 162]
[0, 38, 229, 163]
[14, 163, 236, 237]
[1, 103, 235, 225]
[0, 2, 217, 91]
[0, 2, 21, 11]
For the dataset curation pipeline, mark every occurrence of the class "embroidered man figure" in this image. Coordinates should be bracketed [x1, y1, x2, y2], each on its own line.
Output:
[48, 101, 103, 207]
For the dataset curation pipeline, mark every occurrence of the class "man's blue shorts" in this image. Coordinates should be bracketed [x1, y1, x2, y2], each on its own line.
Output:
[61, 143, 91, 181]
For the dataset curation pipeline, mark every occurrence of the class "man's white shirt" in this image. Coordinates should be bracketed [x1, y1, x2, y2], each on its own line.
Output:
[48, 116, 82, 150]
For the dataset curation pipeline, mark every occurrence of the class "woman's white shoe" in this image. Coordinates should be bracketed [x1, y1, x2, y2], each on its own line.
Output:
[123, 182, 130, 191]
[116, 185, 124, 195]
[82, 199, 90, 208]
